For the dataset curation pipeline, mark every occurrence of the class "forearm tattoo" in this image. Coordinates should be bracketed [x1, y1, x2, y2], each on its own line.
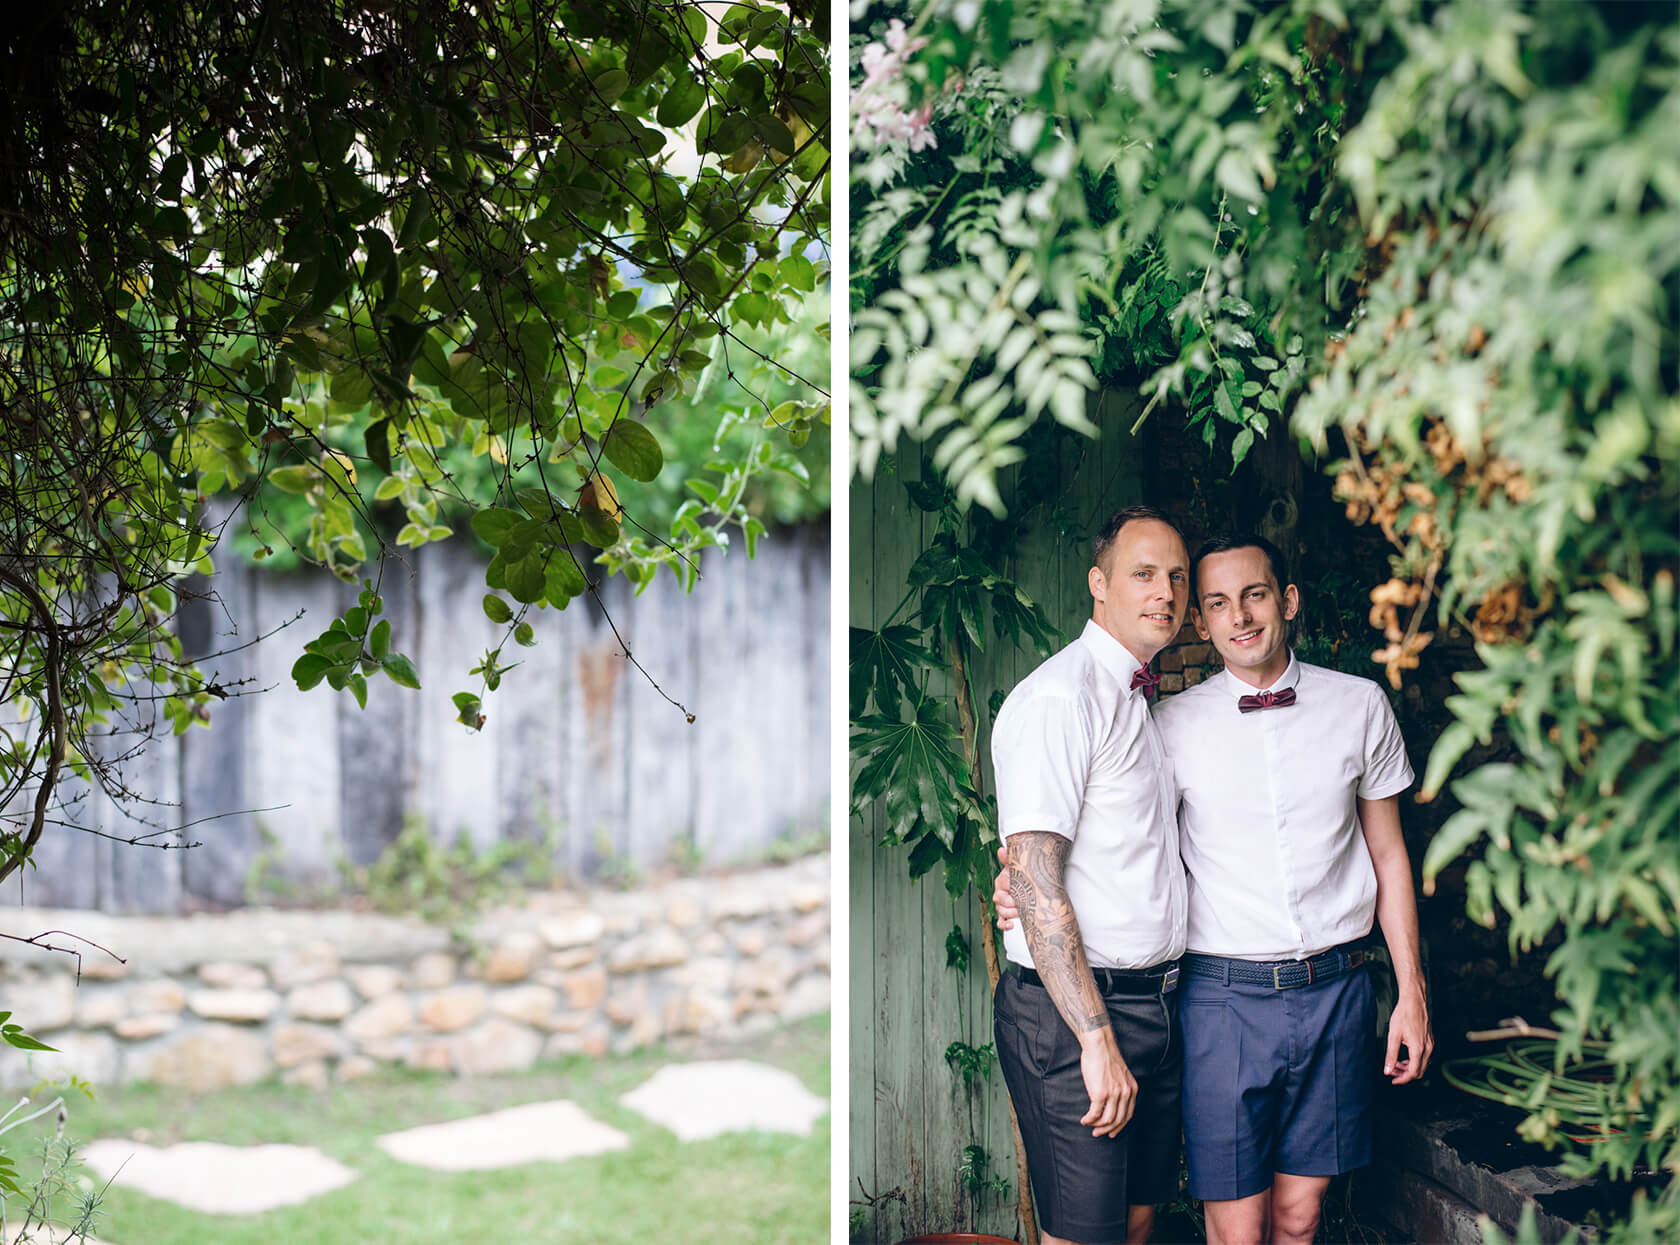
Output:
[1011, 832, 1108, 1036]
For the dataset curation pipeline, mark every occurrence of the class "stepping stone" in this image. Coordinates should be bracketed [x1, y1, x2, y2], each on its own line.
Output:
[79, 1140, 356, 1215]
[620, 1060, 827, 1141]
[5, 1224, 119, 1244]
[375, 1100, 630, 1171]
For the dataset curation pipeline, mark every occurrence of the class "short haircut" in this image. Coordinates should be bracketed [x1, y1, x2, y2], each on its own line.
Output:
[1093, 505, 1179, 572]
[1192, 532, 1291, 605]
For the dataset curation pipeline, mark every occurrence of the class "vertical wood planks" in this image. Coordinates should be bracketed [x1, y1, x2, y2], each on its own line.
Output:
[18, 519, 829, 913]
[853, 394, 1151, 1239]
[622, 564, 696, 869]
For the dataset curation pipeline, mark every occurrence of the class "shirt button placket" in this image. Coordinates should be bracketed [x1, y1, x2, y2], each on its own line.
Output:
[1265, 711, 1306, 954]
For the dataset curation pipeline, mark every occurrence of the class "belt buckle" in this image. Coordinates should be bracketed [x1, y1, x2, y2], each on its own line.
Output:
[1161, 965, 1179, 994]
[1271, 961, 1310, 990]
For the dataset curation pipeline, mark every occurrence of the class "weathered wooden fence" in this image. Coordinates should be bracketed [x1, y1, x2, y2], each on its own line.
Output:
[20, 521, 829, 914]
[849, 390, 1146, 1243]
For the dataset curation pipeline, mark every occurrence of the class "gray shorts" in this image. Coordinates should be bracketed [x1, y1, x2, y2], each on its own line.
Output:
[993, 965, 1183, 1243]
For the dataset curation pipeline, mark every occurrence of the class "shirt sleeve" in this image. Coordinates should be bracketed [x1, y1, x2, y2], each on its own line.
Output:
[1358, 685, 1415, 799]
[991, 690, 1093, 842]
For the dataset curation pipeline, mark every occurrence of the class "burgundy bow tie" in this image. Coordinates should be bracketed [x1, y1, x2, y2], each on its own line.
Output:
[1130, 667, 1161, 699]
[1238, 687, 1296, 713]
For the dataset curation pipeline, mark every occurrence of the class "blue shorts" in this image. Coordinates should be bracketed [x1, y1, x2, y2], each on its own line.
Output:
[1178, 953, 1376, 1202]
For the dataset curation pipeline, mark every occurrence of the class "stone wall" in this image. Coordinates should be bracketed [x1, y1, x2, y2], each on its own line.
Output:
[0, 855, 830, 1093]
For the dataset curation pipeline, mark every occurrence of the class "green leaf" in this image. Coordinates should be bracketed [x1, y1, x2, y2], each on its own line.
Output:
[369, 618, 391, 660]
[267, 465, 318, 494]
[851, 696, 981, 857]
[470, 507, 526, 546]
[397, 188, 435, 249]
[0, 1028, 56, 1053]
[592, 68, 631, 103]
[505, 552, 547, 603]
[601, 420, 664, 482]
[1230, 426, 1255, 467]
[381, 653, 422, 690]
[579, 507, 620, 547]
[452, 692, 483, 728]
[291, 653, 334, 691]
[482, 594, 513, 624]
[657, 75, 707, 128]
[849, 625, 940, 720]
[545, 550, 587, 602]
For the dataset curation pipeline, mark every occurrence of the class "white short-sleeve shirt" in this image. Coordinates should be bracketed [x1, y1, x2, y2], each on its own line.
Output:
[1154, 654, 1414, 960]
[991, 620, 1187, 971]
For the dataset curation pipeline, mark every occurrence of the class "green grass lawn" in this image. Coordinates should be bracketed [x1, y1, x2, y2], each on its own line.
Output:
[18, 1015, 829, 1244]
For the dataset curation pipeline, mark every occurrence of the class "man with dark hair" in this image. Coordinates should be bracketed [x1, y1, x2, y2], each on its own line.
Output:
[988, 505, 1190, 1245]
[996, 531, 1432, 1245]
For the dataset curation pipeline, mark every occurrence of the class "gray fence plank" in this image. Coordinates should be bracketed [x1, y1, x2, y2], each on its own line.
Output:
[414, 541, 501, 852]
[248, 570, 344, 885]
[623, 568, 698, 871]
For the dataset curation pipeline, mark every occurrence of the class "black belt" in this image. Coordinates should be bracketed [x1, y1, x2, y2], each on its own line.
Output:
[1184, 944, 1366, 990]
[1015, 962, 1180, 996]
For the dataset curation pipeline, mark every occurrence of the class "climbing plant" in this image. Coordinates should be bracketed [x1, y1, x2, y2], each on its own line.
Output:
[850, 469, 1061, 1237]
[853, 1, 1677, 1240]
[0, 0, 829, 883]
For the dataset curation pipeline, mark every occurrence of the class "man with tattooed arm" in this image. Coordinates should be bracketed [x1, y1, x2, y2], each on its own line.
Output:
[987, 506, 1191, 1245]
[996, 532, 1433, 1245]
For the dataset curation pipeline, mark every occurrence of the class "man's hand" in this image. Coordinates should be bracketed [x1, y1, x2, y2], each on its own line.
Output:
[1385, 989, 1434, 1083]
[993, 844, 1018, 928]
[1080, 1030, 1139, 1138]
[1358, 794, 1434, 1085]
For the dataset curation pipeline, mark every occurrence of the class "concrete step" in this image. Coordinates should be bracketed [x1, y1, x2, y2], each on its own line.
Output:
[1378, 1109, 1595, 1242]
[1363, 1165, 1490, 1245]
[1360, 1083, 1678, 1244]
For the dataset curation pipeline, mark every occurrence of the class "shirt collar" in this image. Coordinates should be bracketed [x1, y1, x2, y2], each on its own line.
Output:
[1077, 619, 1150, 692]
[1215, 650, 1301, 701]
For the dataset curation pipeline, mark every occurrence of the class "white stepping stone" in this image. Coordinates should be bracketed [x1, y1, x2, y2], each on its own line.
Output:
[78, 1140, 356, 1215]
[5, 1224, 120, 1245]
[375, 1100, 630, 1171]
[620, 1060, 828, 1141]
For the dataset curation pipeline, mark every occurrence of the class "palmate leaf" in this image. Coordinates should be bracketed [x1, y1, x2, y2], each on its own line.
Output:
[851, 695, 982, 854]
[849, 624, 940, 718]
[912, 534, 1017, 655]
[991, 582, 1061, 658]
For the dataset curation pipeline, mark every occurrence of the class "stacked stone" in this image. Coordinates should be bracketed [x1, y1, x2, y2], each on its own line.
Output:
[0, 855, 831, 1093]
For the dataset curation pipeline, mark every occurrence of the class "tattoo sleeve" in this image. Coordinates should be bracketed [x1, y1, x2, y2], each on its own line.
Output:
[1010, 832, 1109, 1038]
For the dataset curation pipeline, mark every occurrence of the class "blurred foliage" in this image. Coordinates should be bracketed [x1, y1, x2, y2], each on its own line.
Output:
[852, 1, 1677, 1238]
[0, 0, 828, 884]
[233, 291, 832, 572]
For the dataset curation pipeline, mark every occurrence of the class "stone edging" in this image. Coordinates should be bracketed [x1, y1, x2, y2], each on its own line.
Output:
[0, 855, 830, 1092]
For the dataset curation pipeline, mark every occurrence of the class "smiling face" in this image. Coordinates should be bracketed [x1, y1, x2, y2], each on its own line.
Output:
[1088, 518, 1189, 666]
[1192, 545, 1299, 688]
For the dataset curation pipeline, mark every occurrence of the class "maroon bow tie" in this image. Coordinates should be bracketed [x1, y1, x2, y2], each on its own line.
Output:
[1130, 667, 1161, 698]
[1238, 687, 1296, 712]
